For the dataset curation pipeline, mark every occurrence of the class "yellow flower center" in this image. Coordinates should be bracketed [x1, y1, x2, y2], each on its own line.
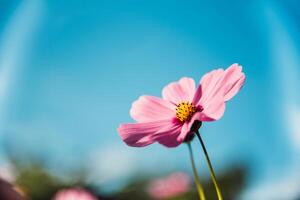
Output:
[175, 102, 196, 122]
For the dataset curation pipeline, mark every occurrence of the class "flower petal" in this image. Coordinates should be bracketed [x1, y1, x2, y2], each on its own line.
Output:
[194, 64, 245, 106]
[130, 96, 176, 122]
[155, 123, 183, 147]
[178, 77, 196, 102]
[176, 122, 190, 142]
[192, 84, 202, 105]
[117, 120, 179, 147]
[196, 68, 225, 106]
[222, 64, 245, 101]
[162, 77, 196, 105]
[193, 95, 225, 121]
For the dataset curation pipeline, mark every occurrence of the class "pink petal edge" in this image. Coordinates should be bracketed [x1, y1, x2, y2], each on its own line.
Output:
[192, 63, 244, 122]
[117, 119, 182, 147]
[130, 95, 176, 122]
[162, 77, 196, 105]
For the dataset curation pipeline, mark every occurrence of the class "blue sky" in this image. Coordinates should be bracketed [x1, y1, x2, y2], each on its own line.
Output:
[0, 0, 300, 199]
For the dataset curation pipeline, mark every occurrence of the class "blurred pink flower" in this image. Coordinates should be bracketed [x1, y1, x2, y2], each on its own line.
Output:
[118, 63, 245, 147]
[147, 172, 191, 199]
[0, 164, 16, 183]
[52, 188, 97, 200]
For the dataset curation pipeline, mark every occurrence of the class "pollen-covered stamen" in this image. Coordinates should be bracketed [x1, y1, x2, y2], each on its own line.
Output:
[175, 102, 196, 122]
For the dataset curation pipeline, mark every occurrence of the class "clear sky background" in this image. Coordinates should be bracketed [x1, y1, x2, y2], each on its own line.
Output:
[0, 0, 300, 199]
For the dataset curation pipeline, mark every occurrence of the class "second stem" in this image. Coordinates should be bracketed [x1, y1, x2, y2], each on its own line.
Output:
[195, 131, 223, 200]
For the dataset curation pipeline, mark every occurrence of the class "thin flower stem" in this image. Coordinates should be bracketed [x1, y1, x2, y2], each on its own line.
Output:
[195, 131, 223, 200]
[187, 142, 206, 200]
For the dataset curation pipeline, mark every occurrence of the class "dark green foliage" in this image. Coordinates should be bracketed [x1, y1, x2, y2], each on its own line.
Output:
[112, 166, 247, 200]
[15, 165, 63, 200]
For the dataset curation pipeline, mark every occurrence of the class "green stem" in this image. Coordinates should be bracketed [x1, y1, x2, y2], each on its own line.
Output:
[187, 142, 206, 200]
[195, 131, 223, 200]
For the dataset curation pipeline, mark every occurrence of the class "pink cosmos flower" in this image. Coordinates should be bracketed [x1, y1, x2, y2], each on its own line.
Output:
[118, 63, 245, 147]
[146, 172, 191, 199]
[52, 188, 97, 200]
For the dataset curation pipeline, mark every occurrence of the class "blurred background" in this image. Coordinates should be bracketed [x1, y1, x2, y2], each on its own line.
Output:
[0, 0, 300, 199]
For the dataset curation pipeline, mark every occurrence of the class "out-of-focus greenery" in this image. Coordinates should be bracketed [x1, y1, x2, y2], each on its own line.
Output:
[3, 140, 248, 200]
[9, 160, 248, 200]
[15, 164, 63, 200]
[114, 166, 247, 200]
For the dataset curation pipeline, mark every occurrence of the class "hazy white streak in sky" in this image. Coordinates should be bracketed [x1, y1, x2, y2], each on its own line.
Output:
[242, 2, 300, 200]
[266, 3, 300, 154]
[0, 0, 43, 128]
